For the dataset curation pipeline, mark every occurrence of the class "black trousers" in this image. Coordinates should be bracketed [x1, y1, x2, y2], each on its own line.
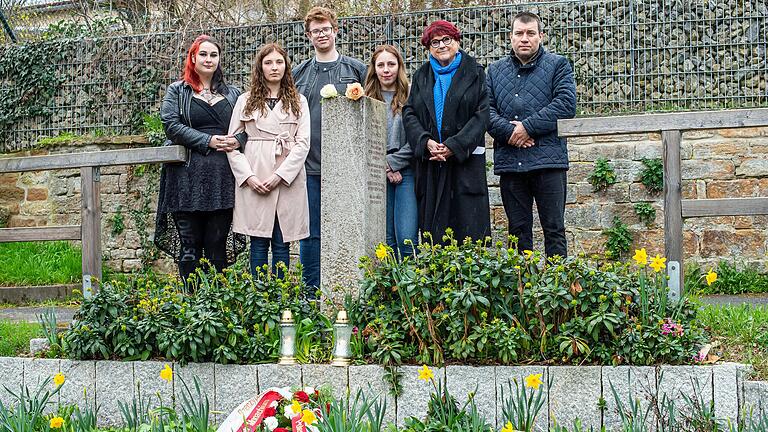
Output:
[172, 209, 232, 281]
[499, 168, 568, 258]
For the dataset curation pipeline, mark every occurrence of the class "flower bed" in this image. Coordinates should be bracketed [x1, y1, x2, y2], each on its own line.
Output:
[61, 236, 707, 369]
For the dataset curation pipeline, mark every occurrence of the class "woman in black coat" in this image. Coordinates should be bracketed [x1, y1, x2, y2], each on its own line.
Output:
[402, 20, 491, 243]
[155, 35, 246, 281]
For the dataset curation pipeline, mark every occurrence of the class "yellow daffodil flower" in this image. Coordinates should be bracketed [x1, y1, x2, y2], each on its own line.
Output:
[501, 421, 516, 432]
[49, 417, 64, 429]
[418, 364, 434, 382]
[291, 400, 302, 416]
[160, 364, 173, 382]
[524, 373, 543, 390]
[523, 250, 534, 259]
[632, 248, 648, 267]
[706, 269, 718, 286]
[53, 372, 65, 387]
[301, 409, 317, 425]
[375, 243, 388, 260]
[649, 255, 666, 272]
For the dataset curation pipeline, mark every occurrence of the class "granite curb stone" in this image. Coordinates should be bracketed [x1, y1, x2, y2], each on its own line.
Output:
[95, 361, 134, 426]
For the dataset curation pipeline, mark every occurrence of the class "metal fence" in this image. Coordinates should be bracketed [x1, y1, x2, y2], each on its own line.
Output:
[1, 0, 767, 151]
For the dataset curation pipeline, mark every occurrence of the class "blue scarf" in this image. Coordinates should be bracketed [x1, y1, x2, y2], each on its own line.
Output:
[430, 51, 462, 142]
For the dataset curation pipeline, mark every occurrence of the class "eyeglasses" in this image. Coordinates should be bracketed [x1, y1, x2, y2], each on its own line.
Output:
[429, 36, 453, 48]
[309, 26, 333, 37]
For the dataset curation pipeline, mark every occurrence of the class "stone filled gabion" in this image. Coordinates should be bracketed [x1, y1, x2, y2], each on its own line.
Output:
[2, 0, 767, 151]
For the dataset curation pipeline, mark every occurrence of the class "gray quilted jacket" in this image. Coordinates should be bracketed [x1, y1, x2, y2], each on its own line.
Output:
[486, 47, 576, 173]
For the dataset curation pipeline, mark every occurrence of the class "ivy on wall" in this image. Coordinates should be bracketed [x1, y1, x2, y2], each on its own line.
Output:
[0, 41, 66, 145]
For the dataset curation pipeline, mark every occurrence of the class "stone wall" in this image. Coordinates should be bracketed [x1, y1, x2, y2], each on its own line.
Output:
[1, 0, 766, 152]
[2, 127, 767, 274]
[0, 356, 762, 428]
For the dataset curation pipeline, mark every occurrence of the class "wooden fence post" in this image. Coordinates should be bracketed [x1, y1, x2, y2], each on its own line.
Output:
[81, 166, 102, 297]
[662, 129, 683, 297]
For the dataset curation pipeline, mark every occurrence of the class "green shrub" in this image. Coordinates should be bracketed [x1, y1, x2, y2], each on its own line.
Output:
[604, 217, 633, 259]
[589, 157, 617, 192]
[351, 232, 704, 367]
[64, 264, 331, 364]
[687, 261, 768, 295]
[640, 158, 664, 194]
[633, 202, 656, 227]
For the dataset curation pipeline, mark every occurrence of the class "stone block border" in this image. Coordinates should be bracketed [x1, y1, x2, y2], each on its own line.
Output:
[2, 357, 766, 428]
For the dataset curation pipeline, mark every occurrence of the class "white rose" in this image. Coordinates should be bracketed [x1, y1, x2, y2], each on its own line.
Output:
[276, 387, 293, 401]
[284, 405, 295, 419]
[320, 84, 338, 99]
[303, 386, 315, 395]
[264, 416, 278, 431]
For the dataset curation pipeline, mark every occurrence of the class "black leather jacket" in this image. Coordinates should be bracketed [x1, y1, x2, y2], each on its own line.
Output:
[160, 80, 246, 155]
[292, 55, 367, 94]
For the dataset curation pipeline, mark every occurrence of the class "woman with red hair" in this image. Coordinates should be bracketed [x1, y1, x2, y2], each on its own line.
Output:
[155, 35, 246, 283]
[402, 20, 491, 243]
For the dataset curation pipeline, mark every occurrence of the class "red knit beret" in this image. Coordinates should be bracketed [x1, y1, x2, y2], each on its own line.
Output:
[420, 20, 462, 48]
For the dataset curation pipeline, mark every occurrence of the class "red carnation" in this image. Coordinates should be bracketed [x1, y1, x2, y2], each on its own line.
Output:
[264, 406, 276, 417]
[294, 391, 310, 403]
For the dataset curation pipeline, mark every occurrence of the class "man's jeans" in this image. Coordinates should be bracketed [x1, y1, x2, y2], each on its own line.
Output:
[300, 174, 321, 295]
[500, 168, 568, 258]
[386, 169, 418, 260]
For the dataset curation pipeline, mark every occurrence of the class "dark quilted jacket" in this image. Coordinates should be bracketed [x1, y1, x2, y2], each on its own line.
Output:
[486, 48, 576, 173]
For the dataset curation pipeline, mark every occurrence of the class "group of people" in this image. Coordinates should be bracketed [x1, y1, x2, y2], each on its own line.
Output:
[153, 7, 577, 293]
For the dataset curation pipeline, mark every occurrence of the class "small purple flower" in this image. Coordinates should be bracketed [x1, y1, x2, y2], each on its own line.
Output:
[692, 352, 706, 363]
[660, 318, 684, 337]
[352, 326, 359, 335]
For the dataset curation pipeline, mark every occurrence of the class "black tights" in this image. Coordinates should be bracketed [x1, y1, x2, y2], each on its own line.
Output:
[172, 209, 232, 281]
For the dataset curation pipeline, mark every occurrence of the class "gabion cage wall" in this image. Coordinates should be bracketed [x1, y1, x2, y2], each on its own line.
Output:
[1, 0, 766, 152]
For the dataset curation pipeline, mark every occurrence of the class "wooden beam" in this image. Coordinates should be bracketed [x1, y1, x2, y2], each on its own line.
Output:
[558, 108, 768, 137]
[663, 130, 684, 292]
[0, 225, 81, 242]
[0, 145, 187, 173]
[81, 166, 101, 298]
[682, 198, 768, 218]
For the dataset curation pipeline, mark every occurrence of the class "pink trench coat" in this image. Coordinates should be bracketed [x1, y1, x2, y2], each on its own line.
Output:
[227, 93, 311, 242]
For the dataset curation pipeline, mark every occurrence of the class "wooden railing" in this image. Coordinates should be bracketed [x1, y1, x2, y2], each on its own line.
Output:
[0, 146, 187, 297]
[558, 108, 768, 299]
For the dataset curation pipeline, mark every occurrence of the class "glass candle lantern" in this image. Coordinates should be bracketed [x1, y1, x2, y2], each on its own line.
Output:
[278, 309, 296, 365]
[331, 309, 352, 366]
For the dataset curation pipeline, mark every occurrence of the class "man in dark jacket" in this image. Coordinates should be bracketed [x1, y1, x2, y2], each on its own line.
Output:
[293, 6, 366, 293]
[486, 11, 576, 258]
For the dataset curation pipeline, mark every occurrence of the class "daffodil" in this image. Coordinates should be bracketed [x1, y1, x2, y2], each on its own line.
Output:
[523, 250, 534, 259]
[160, 364, 173, 382]
[417, 364, 434, 382]
[524, 373, 543, 390]
[53, 372, 65, 387]
[375, 243, 388, 260]
[649, 255, 666, 272]
[501, 421, 516, 432]
[49, 417, 64, 429]
[632, 248, 648, 266]
[301, 409, 317, 425]
[291, 400, 302, 416]
[706, 269, 718, 286]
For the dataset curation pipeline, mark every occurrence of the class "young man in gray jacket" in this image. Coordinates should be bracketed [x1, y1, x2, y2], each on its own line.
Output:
[292, 6, 367, 294]
[486, 12, 577, 258]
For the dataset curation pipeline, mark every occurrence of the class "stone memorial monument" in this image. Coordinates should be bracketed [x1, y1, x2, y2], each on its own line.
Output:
[320, 96, 387, 303]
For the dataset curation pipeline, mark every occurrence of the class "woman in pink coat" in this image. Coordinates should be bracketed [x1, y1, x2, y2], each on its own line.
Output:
[227, 43, 310, 277]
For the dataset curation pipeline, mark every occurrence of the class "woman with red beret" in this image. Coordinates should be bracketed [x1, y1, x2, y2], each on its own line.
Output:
[402, 20, 491, 243]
